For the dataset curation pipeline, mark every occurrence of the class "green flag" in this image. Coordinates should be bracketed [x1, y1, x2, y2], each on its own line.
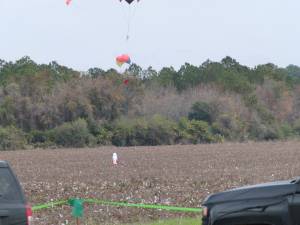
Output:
[68, 198, 84, 218]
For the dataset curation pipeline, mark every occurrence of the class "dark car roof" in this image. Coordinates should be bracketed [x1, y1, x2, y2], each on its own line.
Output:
[0, 160, 9, 168]
[203, 179, 296, 205]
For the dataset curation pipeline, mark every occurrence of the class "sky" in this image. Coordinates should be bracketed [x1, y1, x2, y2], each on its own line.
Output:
[0, 0, 299, 71]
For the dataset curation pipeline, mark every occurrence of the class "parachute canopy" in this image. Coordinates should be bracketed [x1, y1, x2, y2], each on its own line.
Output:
[119, 0, 140, 4]
[65, 0, 72, 5]
[123, 79, 129, 85]
[116, 54, 131, 67]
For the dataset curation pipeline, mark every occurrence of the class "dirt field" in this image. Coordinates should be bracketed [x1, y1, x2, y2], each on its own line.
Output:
[1, 141, 300, 224]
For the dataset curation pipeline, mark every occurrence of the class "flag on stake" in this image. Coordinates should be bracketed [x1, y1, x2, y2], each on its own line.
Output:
[112, 153, 118, 165]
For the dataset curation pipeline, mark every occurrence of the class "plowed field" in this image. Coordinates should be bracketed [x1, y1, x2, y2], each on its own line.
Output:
[1, 141, 300, 224]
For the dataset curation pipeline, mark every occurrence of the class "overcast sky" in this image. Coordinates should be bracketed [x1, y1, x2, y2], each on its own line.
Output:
[0, 0, 299, 71]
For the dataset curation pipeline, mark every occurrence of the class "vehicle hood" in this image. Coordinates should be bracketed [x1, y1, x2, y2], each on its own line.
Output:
[203, 180, 297, 205]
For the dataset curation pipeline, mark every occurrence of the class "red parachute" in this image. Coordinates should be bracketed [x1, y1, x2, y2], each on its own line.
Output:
[123, 79, 129, 85]
[65, 0, 72, 5]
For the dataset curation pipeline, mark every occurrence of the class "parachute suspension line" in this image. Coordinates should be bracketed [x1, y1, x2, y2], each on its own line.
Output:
[126, 4, 132, 42]
[118, 4, 129, 55]
[116, 0, 139, 75]
[126, 2, 138, 42]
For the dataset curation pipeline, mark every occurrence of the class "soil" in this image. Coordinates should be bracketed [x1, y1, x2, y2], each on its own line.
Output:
[1, 141, 300, 224]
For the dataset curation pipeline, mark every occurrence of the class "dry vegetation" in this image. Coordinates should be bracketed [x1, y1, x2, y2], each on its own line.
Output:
[1, 141, 300, 224]
[142, 84, 247, 122]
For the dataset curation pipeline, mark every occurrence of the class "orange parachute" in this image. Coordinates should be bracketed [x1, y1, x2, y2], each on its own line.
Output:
[116, 54, 131, 67]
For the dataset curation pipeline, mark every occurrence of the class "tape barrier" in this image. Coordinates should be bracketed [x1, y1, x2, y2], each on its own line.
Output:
[85, 199, 202, 213]
[32, 200, 69, 211]
[32, 198, 202, 213]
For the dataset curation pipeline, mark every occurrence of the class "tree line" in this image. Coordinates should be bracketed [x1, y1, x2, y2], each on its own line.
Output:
[1, 56, 300, 150]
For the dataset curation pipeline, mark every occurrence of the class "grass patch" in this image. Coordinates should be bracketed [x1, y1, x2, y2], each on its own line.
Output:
[131, 217, 201, 225]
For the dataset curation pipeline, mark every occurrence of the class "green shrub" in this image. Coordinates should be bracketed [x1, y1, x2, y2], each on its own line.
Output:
[112, 115, 177, 146]
[293, 119, 300, 135]
[28, 130, 56, 148]
[95, 127, 113, 145]
[212, 114, 246, 141]
[279, 123, 294, 138]
[256, 105, 275, 124]
[87, 119, 113, 145]
[177, 118, 218, 144]
[111, 119, 135, 146]
[188, 102, 216, 123]
[0, 126, 27, 150]
[52, 118, 91, 147]
[248, 121, 282, 141]
[176, 117, 194, 143]
[262, 125, 282, 140]
[243, 94, 258, 108]
[187, 120, 216, 143]
[147, 115, 177, 145]
[29, 130, 48, 143]
[218, 71, 253, 94]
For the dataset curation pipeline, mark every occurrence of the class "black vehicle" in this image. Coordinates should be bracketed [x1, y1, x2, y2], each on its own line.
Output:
[0, 160, 32, 225]
[202, 178, 300, 225]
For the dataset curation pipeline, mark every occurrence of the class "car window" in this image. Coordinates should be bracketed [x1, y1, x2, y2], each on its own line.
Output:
[0, 168, 22, 201]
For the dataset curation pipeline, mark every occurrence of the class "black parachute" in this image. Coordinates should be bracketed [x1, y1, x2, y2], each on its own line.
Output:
[119, 0, 140, 4]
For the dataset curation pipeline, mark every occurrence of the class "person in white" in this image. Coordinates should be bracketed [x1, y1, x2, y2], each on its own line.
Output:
[112, 153, 118, 165]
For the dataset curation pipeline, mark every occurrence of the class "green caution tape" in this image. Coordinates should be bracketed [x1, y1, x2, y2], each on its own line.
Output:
[84, 199, 202, 213]
[32, 200, 68, 211]
[32, 198, 202, 213]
